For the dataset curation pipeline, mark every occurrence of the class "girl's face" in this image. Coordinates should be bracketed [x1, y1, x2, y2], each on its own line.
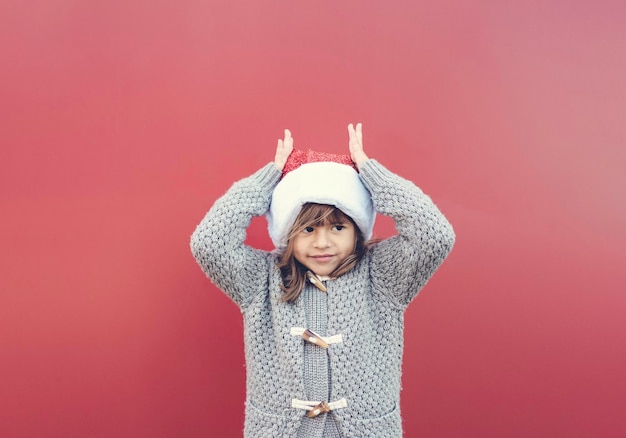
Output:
[292, 220, 357, 277]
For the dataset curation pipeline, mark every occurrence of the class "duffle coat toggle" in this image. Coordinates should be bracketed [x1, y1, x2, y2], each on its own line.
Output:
[306, 270, 329, 292]
[290, 327, 343, 348]
[291, 398, 349, 417]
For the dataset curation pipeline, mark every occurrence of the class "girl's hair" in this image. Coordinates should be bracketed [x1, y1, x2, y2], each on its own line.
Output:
[277, 203, 368, 303]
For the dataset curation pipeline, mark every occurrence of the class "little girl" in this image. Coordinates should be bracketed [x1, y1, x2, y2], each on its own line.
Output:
[191, 123, 455, 437]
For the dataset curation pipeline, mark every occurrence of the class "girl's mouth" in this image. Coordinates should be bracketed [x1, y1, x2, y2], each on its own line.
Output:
[311, 254, 334, 262]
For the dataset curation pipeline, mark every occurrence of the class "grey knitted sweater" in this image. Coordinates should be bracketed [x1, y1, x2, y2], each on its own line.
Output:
[190, 159, 455, 437]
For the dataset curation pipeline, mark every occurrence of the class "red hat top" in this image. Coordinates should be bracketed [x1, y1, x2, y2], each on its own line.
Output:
[281, 149, 357, 177]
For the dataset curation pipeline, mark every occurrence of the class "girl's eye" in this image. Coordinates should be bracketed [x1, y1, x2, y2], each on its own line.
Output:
[332, 225, 345, 231]
[303, 226, 315, 233]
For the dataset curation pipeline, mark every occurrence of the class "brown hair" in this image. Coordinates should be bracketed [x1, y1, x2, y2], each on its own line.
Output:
[276, 203, 368, 303]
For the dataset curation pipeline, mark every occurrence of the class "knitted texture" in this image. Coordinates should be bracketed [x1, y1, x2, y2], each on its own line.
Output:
[190, 160, 455, 437]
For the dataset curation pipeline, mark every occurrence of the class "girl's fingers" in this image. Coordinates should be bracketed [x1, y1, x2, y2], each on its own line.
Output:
[348, 123, 362, 149]
[284, 129, 294, 149]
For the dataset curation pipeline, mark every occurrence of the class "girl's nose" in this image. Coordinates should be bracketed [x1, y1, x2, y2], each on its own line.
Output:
[313, 229, 330, 248]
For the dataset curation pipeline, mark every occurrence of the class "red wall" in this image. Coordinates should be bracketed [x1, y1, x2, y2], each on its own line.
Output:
[2, 1, 625, 437]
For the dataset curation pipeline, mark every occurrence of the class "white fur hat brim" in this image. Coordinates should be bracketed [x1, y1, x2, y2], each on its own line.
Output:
[267, 162, 375, 249]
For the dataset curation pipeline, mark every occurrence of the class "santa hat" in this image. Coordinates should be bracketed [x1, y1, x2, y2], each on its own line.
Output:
[267, 149, 376, 249]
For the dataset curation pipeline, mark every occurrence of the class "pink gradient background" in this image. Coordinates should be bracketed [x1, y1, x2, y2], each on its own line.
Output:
[1, 1, 625, 436]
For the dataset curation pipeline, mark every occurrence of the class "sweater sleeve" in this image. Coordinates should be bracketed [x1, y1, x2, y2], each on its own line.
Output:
[190, 163, 282, 308]
[359, 159, 455, 308]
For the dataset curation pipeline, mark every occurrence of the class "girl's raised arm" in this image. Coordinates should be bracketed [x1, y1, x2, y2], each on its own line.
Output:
[351, 124, 455, 307]
[190, 136, 288, 308]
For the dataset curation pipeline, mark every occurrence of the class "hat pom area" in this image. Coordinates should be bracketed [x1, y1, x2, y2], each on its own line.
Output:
[267, 161, 376, 249]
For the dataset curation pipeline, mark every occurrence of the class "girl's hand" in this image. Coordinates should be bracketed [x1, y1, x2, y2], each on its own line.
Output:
[348, 123, 369, 169]
[274, 129, 294, 171]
